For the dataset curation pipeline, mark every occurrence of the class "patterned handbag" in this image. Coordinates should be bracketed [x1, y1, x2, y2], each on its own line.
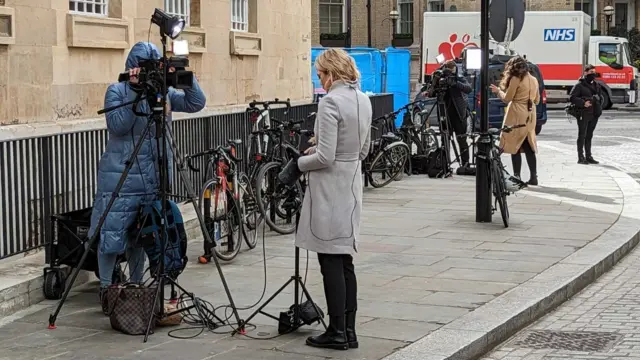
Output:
[107, 283, 160, 335]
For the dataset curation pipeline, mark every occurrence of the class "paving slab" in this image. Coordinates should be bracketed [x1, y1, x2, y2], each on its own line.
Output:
[0, 143, 636, 360]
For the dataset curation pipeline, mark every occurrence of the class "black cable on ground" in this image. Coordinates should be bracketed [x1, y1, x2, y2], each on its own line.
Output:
[166, 206, 311, 341]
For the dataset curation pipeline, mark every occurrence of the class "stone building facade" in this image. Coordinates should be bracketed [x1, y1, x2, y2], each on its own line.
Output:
[0, 0, 311, 133]
[311, 0, 640, 94]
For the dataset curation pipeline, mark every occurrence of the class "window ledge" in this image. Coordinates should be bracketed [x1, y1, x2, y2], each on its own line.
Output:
[66, 14, 130, 49]
[0, 7, 16, 45]
[229, 31, 262, 56]
[169, 27, 207, 53]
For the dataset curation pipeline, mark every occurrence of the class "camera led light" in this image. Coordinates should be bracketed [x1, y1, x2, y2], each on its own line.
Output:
[466, 48, 482, 70]
[172, 40, 189, 56]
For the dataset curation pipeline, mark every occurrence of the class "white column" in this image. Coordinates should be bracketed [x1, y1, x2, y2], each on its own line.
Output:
[593, 0, 598, 30]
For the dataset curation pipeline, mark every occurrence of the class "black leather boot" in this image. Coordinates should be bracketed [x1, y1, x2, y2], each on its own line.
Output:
[306, 315, 348, 350]
[346, 311, 358, 349]
[578, 155, 588, 165]
[528, 175, 538, 186]
[99, 287, 109, 316]
[586, 156, 599, 164]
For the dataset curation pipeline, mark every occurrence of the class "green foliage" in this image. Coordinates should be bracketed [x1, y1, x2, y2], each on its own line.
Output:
[393, 33, 413, 40]
[319, 32, 348, 41]
[591, 29, 601, 36]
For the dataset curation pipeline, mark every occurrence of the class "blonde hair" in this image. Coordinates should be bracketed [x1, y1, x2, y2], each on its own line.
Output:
[315, 48, 360, 83]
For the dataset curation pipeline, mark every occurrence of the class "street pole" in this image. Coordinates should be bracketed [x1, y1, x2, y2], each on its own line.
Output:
[346, 0, 352, 48]
[476, 0, 492, 222]
[366, 0, 372, 47]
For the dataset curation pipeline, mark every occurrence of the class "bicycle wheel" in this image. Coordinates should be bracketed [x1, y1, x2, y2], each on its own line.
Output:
[491, 159, 509, 228]
[368, 143, 409, 188]
[255, 161, 301, 235]
[238, 172, 261, 249]
[199, 179, 242, 261]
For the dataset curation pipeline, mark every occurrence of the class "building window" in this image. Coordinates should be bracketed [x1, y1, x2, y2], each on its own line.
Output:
[319, 0, 345, 34]
[231, 0, 249, 32]
[165, 0, 190, 26]
[398, 0, 413, 34]
[69, 0, 108, 16]
[428, 0, 444, 12]
[573, 1, 591, 16]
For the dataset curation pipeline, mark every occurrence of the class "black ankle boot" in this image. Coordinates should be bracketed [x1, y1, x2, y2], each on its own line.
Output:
[99, 287, 109, 316]
[586, 156, 599, 164]
[345, 311, 358, 349]
[306, 315, 348, 350]
[578, 155, 588, 165]
[528, 176, 538, 186]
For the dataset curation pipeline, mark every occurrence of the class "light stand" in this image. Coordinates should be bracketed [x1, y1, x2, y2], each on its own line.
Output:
[476, 0, 492, 222]
[47, 8, 244, 342]
[235, 176, 327, 335]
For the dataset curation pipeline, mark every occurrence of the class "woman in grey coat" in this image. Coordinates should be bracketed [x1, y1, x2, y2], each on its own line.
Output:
[296, 48, 372, 351]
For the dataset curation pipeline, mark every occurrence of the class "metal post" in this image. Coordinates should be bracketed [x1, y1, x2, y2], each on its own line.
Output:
[366, 0, 372, 47]
[476, 0, 492, 223]
[346, 0, 352, 47]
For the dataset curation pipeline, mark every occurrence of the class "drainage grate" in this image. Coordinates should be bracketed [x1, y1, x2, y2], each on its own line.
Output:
[511, 330, 621, 352]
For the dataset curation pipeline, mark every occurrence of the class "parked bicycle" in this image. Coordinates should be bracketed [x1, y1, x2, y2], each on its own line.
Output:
[186, 139, 260, 262]
[469, 124, 526, 228]
[245, 98, 293, 182]
[362, 113, 411, 188]
[251, 115, 314, 234]
[395, 101, 440, 158]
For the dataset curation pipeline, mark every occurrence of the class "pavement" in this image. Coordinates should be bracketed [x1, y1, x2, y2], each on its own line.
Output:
[0, 112, 639, 359]
[480, 231, 640, 360]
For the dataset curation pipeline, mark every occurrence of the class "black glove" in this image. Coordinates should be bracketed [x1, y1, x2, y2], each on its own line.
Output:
[278, 152, 303, 185]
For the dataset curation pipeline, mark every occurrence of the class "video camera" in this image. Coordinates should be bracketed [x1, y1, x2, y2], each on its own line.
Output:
[430, 66, 457, 93]
[118, 56, 193, 91]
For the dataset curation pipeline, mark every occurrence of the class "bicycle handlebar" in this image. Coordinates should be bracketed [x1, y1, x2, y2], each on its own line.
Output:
[469, 124, 526, 137]
[248, 98, 291, 111]
[185, 141, 241, 172]
[372, 99, 430, 123]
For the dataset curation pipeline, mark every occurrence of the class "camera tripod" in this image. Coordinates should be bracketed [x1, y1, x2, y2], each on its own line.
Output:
[47, 35, 242, 342]
[234, 175, 327, 335]
[420, 90, 465, 177]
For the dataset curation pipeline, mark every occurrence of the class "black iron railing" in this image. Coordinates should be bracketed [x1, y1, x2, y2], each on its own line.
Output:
[0, 94, 393, 260]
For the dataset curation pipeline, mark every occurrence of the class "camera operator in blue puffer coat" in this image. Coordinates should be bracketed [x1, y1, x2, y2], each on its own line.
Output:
[88, 41, 206, 314]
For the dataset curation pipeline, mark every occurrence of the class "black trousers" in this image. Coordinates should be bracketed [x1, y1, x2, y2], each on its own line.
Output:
[450, 118, 470, 165]
[317, 253, 357, 317]
[442, 108, 470, 165]
[511, 138, 537, 178]
[577, 114, 599, 158]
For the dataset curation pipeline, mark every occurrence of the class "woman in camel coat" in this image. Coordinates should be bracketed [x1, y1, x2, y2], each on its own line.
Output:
[490, 56, 540, 185]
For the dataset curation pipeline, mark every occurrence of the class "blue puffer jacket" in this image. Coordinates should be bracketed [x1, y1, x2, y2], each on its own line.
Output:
[88, 42, 206, 255]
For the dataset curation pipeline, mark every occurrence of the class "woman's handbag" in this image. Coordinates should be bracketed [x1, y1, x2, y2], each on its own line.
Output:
[107, 283, 161, 335]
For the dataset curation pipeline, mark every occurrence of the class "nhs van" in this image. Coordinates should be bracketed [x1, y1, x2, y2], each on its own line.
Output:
[422, 11, 638, 108]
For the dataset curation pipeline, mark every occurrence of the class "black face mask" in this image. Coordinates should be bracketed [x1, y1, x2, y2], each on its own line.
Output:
[585, 73, 596, 83]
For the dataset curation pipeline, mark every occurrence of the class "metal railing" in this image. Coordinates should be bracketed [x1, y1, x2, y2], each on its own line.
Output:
[0, 94, 393, 260]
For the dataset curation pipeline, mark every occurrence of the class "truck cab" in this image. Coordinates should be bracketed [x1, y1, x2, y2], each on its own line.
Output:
[588, 36, 638, 108]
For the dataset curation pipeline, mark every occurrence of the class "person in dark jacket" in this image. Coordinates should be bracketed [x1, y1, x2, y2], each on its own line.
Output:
[89, 42, 206, 314]
[429, 61, 473, 166]
[570, 65, 603, 165]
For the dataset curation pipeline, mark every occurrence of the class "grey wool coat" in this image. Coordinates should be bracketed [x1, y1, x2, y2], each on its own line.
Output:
[295, 81, 372, 256]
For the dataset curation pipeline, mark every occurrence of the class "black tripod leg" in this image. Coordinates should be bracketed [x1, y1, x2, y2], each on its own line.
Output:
[170, 282, 178, 304]
[236, 277, 295, 334]
[48, 119, 155, 328]
[295, 277, 327, 329]
[143, 277, 164, 342]
[164, 126, 244, 332]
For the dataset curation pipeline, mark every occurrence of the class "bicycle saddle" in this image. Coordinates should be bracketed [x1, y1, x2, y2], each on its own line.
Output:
[381, 132, 398, 141]
[227, 139, 242, 145]
[488, 128, 501, 136]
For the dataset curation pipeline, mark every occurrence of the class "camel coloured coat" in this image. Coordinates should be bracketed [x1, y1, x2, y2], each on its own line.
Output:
[295, 81, 372, 256]
[497, 73, 540, 154]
